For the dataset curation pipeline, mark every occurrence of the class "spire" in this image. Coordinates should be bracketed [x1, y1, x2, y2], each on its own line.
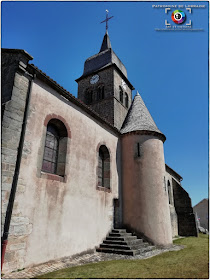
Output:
[99, 31, 112, 52]
[121, 91, 165, 140]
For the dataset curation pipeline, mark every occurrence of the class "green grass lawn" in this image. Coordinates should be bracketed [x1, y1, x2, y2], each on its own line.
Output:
[36, 234, 209, 279]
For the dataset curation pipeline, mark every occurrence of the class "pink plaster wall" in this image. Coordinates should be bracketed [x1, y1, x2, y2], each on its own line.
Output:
[122, 133, 172, 246]
[5, 78, 121, 271]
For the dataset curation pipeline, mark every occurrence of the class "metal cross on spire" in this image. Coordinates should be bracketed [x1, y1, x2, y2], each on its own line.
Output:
[100, 10, 114, 31]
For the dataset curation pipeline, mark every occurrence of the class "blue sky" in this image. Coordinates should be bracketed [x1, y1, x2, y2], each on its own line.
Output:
[2, 1, 208, 206]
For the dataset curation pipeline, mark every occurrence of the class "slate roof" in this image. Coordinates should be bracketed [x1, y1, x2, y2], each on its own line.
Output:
[121, 91, 165, 140]
[100, 31, 111, 52]
[81, 32, 127, 78]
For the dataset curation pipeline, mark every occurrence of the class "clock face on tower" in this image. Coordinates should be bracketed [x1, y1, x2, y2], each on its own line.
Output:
[90, 75, 100, 84]
[121, 79, 127, 90]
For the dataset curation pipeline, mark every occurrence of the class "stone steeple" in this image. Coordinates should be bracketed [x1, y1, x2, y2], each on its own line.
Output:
[121, 91, 165, 140]
[78, 32, 128, 78]
[76, 31, 134, 130]
[99, 31, 111, 52]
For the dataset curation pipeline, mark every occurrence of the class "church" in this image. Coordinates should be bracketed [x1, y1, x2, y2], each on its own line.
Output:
[1, 24, 197, 273]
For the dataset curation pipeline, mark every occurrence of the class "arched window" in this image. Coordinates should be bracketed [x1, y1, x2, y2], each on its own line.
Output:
[42, 119, 68, 176]
[98, 145, 110, 188]
[125, 93, 128, 108]
[97, 86, 105, 100]
[119, 86, 123, 103]
[97, 87, 101, 100]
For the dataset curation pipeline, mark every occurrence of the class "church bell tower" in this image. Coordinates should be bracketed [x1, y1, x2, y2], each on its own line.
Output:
[76, 19, 134, 130]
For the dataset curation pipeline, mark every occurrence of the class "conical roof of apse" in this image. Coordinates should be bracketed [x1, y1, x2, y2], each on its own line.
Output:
[99, 31, 112, 52]
[121, 91, 166, 140]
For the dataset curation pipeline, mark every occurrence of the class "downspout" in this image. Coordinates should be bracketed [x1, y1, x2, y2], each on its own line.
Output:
[1, 70, 34, 269]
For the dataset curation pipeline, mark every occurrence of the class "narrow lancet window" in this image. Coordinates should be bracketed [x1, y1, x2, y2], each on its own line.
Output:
[168, 181, 173, 205]
[101, 86, 105, 99]
[137, 143, 141, 157]
[119, 86, 123, 103]
[86, 90, 93, 104]
[125, 93, 128, 108]
[97, 87, 101, 100]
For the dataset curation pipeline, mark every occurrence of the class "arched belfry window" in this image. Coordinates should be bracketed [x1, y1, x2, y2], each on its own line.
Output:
[86, 89, 93, 105]
[125, 93, 128, 108]
[42, 119, 68, 176]
[97, 86, 105, 100]
[98, 145, 110, 188]
[101, 86, 105, 99]
[119, 86, 123, 103]
[97, 87, 101, 100]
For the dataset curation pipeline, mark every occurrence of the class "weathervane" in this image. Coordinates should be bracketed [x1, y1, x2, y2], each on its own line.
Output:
[100, 10, 114, 31]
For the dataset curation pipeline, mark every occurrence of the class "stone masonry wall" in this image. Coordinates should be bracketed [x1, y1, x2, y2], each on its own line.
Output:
[2, 71, 30, 229]
[1, 51, 32, 104]
[77, 67, 133, 130]
[77, 67, 115, 125]
[172, 178, 198, 237]
[113, 70, 132, 130]
[2, 71, 33, 273]
[2, 53, 18, 104]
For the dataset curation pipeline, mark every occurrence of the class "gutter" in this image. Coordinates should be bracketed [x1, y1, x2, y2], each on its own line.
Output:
[1, 70, 34, 269]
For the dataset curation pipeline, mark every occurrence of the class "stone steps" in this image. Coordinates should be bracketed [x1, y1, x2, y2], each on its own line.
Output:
[106, 235, 137, 241]
[96, 247, 135, 255]
[109, 232, 132, 237]
[96, 228, 155, 256]
[112, 229, 127, 233]
[103, 239, 143, 246]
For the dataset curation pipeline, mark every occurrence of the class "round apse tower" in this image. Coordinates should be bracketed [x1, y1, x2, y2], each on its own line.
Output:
[121, 91, 172, 246]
